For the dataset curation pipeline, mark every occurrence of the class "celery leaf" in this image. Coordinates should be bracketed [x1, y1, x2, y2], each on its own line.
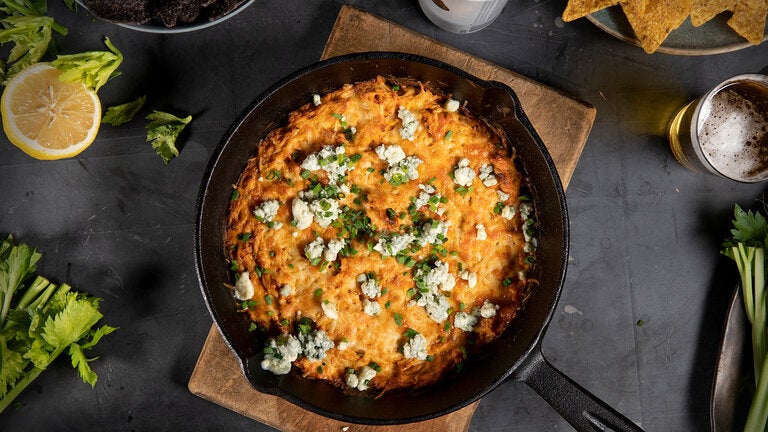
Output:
[51, 37, 122, 91]
[145, 110, 192, 164]
[102, 95, 146, 126]
[40, 296, 102, 349]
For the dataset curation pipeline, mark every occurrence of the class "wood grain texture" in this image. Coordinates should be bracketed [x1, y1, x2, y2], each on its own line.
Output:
[188, 5, 596, 431]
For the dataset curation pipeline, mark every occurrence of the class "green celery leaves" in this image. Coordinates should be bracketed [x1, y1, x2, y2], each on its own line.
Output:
[145, 110, 192, 164]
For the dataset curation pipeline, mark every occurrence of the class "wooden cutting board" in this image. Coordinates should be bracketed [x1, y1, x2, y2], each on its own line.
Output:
[188, 5, 596, 432]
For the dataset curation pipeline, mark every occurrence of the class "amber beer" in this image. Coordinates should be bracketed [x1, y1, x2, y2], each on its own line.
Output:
[669, 74, 768, 183]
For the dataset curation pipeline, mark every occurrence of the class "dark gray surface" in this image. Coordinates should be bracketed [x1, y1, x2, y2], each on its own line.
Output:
[1, 1, 766, 431]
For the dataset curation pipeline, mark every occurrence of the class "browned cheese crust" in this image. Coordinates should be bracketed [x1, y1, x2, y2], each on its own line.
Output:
[225, 76, 535, 393]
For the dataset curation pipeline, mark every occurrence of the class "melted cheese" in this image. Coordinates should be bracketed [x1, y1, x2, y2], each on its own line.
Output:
[226, 76, 534, 393]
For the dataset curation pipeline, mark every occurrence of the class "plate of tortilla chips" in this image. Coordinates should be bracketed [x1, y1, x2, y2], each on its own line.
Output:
[76, 0, 255, 33]
[562, 0, 768, 54]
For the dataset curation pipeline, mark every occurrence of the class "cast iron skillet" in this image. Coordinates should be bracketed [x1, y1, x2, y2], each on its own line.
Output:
[195, 52, 643, 431]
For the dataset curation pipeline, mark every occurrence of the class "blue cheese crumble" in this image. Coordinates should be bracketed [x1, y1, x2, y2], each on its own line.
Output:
[460, 270, 478, 288]
[475, 223, 487, 241]
[454, 300, 498, 332]
[479, 300, 499, 318]
[375, 144, 406, 165]
[261, 333, 301, 375]
[410, 260, 455, 323]
[454, 311, 478, 332]
[373, 232, 416, 257]
[322, 301, 339, 320]
[417, 220, 449, 247]
[445, 98, 460, 112]
[413, 183, 445, 215]
[452, 158, 475, 187]
[308, 197, 341, 228]
[312, 93, 321, 106]
[234, 271, 254, 300]
[357, 273, 382, 298]
[383, 156, 423, 185]
[301, 145, 351, 184]
[376, 144, 423, 186]
[397, 106, 419, 141]
[362, 298, 381, 316]
[304, 237, 345, 262]
[478, 163, 498, 187]
[253, 200, 280, 223]
[402, 333, 428, 360]
[346, 365, 377, 391]
[291, 197, 314, 229]
[501, 205, 516, 220]
[299, 329, 335, 361]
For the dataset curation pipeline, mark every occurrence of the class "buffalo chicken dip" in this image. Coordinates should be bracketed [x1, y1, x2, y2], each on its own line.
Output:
[225, 76, 536, 393]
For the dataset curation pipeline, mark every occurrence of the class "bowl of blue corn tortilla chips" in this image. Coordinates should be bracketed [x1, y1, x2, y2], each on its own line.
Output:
[76, 0, 255, 33]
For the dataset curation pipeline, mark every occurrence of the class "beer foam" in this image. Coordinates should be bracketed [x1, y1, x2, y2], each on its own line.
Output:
[697, 82, 768, 182]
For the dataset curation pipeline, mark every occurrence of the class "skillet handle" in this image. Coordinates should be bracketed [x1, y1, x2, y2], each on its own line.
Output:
[512, 349, 644, 432]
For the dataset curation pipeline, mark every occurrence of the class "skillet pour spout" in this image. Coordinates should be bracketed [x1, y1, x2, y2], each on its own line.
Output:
[195, 51, 644, 429]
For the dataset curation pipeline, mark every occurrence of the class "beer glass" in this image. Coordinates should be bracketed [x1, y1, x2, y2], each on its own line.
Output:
[668, 74, 768, 183]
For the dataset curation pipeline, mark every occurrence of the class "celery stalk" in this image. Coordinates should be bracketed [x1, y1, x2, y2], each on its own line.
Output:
[722, 204, 768, 430]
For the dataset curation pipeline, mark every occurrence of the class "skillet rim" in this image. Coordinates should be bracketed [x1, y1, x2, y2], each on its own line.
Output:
[193, 51, 570, 424]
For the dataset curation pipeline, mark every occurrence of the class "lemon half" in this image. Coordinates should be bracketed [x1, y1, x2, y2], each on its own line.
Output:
[1, 63, 101, 160]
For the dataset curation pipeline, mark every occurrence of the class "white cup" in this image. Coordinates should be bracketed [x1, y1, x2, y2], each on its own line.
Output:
[419, 0, 509, 34]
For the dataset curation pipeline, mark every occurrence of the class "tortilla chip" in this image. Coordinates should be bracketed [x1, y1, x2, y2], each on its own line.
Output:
[562, 0, 622, 21]
[690, 0, 732, 26]
[84, 0, 152, 24]
[621, 0, 694, 53]
[727, 0, 768, 44]
[155, 0, 203, 27]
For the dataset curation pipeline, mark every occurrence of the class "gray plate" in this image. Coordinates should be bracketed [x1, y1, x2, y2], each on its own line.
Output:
[587, 6, 767, 55]
[711, 286, 752, 431]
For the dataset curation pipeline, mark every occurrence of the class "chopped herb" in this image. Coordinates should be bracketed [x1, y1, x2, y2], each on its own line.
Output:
[266, 310, 275, 316]
[266, 169, 282, 180]
[394, 313, 403, 326]
[229, 261, 238, 271]
[369, 362, 382, 372]
[230, 189, 240, 201]
[392, 85, 400, 91]
[524, 255, 536, 264]
[241, 300, 257, 310]
[280, 319, 290, 327]
[386, 208, 397, 220]
[314, 288, 323, 297]
[493, 201, 505, 214]
[454, 185, 473, 196]
[426, 355, 435, 362]
[300, 169, 311, 179]
[254, 266, 269, 277]
[443, 321, 451, 332]
[237, 232, 251, 242]
[317, 366, 323, 374]
[385, 301, 391, 309]
[444, 130, 454, 140]
[264, 294, 273, 305]
[248, 322, 258, 332]
[366, 167, 376, 173]
[404, 328, 419, 339]
[503, 277, 513, 286]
